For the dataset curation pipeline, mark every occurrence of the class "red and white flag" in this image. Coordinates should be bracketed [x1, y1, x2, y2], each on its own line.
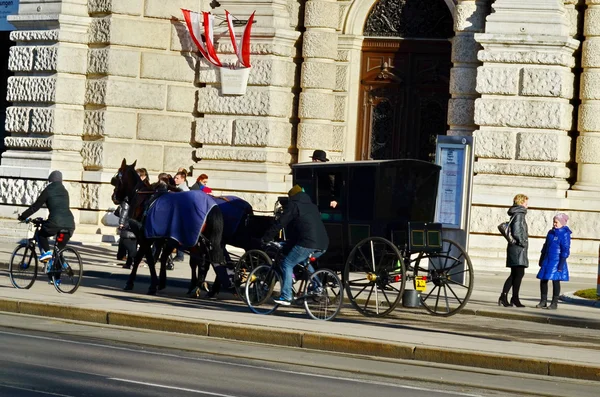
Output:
[181, 9, 222, 67]
[225, 10, 255, 68]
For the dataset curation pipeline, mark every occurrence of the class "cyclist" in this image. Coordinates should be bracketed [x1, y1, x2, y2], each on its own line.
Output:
[261, 184, 329, 306]
[18, 171, 75, 262]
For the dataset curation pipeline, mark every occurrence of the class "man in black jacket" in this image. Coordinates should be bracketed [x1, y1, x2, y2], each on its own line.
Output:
[262, 184, 329, 305]
[18, 171, 75, 262]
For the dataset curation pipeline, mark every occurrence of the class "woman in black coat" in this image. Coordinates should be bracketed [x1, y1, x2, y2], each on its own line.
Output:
[499, 194, 529, 308]
[116, 198, 137, 269]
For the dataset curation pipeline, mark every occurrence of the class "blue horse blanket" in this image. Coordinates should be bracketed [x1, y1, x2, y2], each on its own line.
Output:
[144, 190, 217, 248]
[213, 195, 253, 240]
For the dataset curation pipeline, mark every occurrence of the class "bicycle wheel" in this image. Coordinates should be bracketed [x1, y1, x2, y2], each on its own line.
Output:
[234, 250, 272, 303]
[52, 247, 83, 294]
[343, 237, 406, 317]
[245, 264, 281, 315]
[304, 269, 343, 321]
[9, 244, 38, 289]
[413, 239, 474, 316]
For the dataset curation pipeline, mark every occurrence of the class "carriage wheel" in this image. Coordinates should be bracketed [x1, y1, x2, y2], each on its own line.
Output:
[413, 239, 474, 316]
[235, 250, 272, 303]
[343, 237, 406, 317]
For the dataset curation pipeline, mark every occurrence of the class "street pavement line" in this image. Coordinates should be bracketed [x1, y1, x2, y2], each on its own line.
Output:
[0, 382, 74, 397]
[109, 378, 240, 397]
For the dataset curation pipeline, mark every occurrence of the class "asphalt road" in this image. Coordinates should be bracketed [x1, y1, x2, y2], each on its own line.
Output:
[1, 314, 599, 397]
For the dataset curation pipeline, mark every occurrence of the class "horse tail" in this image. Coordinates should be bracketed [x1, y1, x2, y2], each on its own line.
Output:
[204, 205, 224, 265]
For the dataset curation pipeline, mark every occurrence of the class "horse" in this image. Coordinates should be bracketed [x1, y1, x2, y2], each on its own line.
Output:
[111, 159, 224, 295]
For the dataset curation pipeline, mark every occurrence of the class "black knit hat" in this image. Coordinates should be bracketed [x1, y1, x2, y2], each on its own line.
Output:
[48, 170, 63, 183]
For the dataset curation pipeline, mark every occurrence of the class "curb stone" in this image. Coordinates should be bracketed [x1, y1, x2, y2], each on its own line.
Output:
[560, 292, 600, 308]
[1, 297, 599, 382]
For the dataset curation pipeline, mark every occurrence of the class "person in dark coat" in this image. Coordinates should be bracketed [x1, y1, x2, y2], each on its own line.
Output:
[262, 184, 329, 305]
[116, 198, 137, 269]
[18, 171, 75, 261]
[536, 213, 571, 310]
[498, 193, 529, 308]
[310, 149, 339, 209]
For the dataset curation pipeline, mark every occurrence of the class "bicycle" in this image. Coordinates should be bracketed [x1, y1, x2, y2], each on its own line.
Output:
[9, 217, 83, 294]
[244, 242, 343, 321]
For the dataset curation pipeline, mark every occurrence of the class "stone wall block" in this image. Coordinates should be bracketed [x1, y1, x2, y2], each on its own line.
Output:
[85, 79, 165, 110]
[454, 1, 486, 32]
[474, 98, 572, 130]
[81, 183, 114, 210]
[215, 41, 297, 59]
[474, 162, 571, 178]
[578, 102, 600, 132]
[472, 130, 516, 159]
[299, 92, 335, 120]
[56, 46, 90, 74]
[0, 178, 49, 205]
[138, 114, 194, 142]
[141, 52, 195, 83]
[580, 70, 600, 100]
[8, 46, 34, 71]
[83, 141, 165, 171]
[584, 8, 600, 37]
[576, 134, 600, 164]
[233, 119, 292, 148]
[88, 0, 143, 15]
[582, 38, 600, 68]
[476, 66, 519, 95]
[167, 85, 197, 113]
[7, 77, 56, 103]
[82, 141, 104, 170]
[565, 5, 578, 37]
[5, 137, 83, 151]
[478, 50, 575, 68]
[197, 86, 292, 118]
[194, 119, 233, 145]
[198, 57, 295, 87]
[55, 77, 86, 105]
[53, 108, 85, 136]
[333, 95, 346, 122]
[335, 64, 349, 92]
[29, 108, 55, 134]
[451, 34, 481, 64]
[90, 17, 170, 49]
[450, 67, 477, 95]
[297, 123, 334, 150]
[84, 111, 105, 137]
[195, 147, 292, 164]
[144, 0, 200, 19]
[5, 107, 30, 133]
[521, 68, 574, 98]
[34, 46, 58, 71]
[10, 30, 59, 42]
[303, 31, 338, 60]
[301, 61, 336, 90]
[163, 146, 194, 171]
[332, 126, 345, 151]
[88, 48, 140, 77]
[517, 132, 571, 161]
[448, 98, 475, 127]
[305, 1, 340, 29]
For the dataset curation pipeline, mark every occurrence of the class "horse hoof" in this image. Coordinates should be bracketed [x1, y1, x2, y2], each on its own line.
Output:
[147, 288, 157, 296]
[158, 285, 166, 291]
[123, 283, 134, 291]
[187, 287, 201, 298]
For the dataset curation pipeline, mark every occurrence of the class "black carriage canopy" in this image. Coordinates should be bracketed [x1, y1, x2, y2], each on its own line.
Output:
[290, 159, 441, 271]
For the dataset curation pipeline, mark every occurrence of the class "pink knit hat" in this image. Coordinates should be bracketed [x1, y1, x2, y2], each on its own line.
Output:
[554, 213, 569, 226]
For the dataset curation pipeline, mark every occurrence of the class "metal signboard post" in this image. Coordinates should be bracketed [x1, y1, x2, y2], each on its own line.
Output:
[434, 136, 475, 281]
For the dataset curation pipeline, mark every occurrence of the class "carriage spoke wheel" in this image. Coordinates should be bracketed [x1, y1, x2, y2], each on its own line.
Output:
[413, 239, 474, 316]
[344, 237, 406, 317]
[234, 250, 272, 303]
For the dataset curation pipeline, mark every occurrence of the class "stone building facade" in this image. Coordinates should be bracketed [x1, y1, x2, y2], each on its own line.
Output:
[0, 0, 598, 273]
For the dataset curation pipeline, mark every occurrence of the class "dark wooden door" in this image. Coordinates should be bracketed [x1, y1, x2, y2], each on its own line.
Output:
[357, 39, 451, 162]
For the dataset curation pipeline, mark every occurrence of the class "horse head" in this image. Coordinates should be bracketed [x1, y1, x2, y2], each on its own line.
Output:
[111, 158, 139, 205]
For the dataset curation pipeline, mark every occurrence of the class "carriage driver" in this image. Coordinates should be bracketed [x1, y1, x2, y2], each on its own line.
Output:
[261, 184, 329, 306]
[18, 171, 76, 262]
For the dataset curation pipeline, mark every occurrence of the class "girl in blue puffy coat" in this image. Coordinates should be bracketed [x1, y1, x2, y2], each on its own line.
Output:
[536, 213, 571, 310]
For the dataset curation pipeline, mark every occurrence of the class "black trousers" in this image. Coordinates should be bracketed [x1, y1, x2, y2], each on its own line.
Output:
[120, 238, 138, 268]
[502, 266, 525, 297]
[540, 279, 561, 297]
[38, 222, 72, 252]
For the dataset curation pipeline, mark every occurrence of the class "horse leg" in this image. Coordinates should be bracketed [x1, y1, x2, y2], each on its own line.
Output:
[158, 242, 171, 291]
[145, 244, 159, 295]
[124, 242, 145, 290]
[188, 252, 199, 295]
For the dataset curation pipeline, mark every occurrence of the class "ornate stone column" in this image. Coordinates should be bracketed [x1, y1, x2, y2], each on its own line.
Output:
[573, 0, 600, 192]
[473, 0, 579, 195]
[297, 0, 339, 162]
[448, 0, 488, 136]
[0, 0, 88, 219]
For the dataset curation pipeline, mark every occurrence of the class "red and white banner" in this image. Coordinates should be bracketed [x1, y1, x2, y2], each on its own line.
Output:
[182, 9, 255, 69]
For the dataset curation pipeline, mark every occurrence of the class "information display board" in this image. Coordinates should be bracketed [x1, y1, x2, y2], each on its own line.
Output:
[0, 0, 19, 31]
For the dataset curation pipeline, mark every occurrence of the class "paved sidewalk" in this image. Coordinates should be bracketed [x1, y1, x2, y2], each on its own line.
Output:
[1, 240, 599, 382]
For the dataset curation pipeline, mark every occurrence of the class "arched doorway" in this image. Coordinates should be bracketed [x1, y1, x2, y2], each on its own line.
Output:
[356, 0, 454, 161]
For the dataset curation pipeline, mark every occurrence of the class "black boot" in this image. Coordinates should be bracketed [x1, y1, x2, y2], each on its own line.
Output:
[535, 295, 547, 308]
[545, 296, 559, 310]
[511, 296, 525, 308]
[498, 293, 512, 307]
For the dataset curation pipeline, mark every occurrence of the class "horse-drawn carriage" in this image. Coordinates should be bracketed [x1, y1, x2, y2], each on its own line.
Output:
[290, 159, 474, 317]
